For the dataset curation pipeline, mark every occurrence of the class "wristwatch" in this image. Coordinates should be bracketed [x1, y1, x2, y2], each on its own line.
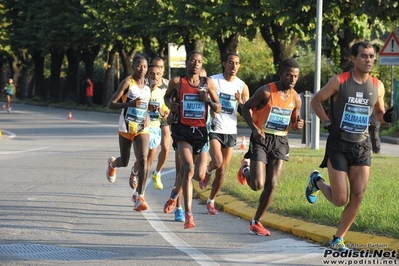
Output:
[324, 120, 332, 128]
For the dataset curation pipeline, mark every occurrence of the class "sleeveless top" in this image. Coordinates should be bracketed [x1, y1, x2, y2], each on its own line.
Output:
[178, 75, 208, 127]
[118, 77, 151, 134]
[210, 73, 245, 134]
[149, 86, 168, 128]
[330, 71, 379, 142]
[252, 82, 297, 136]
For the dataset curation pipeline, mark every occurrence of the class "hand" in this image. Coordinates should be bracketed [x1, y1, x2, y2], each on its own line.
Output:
[170, 97, 179, 113]
[295, 116, 304, 130]
[383, 107, 397, 123]
[252, 127, 265, 140]
[235, 90, 242, 105]
[325, 122, 343, 139]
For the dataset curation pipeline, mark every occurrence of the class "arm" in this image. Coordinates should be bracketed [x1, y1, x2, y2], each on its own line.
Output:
[206, 77, 222, 113]
[108, 77, 140, 110]
[242, 85, 269, 139]
[291, 93, 304, 130]
[310, 75, 340, 123]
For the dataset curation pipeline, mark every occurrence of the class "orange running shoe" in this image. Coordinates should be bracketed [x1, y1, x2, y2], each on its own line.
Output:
[133, 196, 148, 212]
[164, 198, 176, 214]
[206, 202, 218, 215]
[184, 213, 195, 229]
[249, 220, 271, 236]
[106, 157, 116, 183]
[199, 169, 211, 190]
[237, 158, 249, 185]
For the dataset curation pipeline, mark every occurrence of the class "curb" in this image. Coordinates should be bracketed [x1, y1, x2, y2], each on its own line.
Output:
[193, 183, 399, 256]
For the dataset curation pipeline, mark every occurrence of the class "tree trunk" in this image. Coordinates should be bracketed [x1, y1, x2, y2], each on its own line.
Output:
[183, 36, 205, 55]
[81, 45, 101, 80]
[216, 32, 240, 71]
[62, 48, 80, 103]
[102, 49, 117, 107]
[49, 51, 64, 102]
[32, 50, 45, 99]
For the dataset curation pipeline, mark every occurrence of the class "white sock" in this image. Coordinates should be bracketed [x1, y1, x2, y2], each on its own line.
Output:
[109, 162, 114, 169]
[176, 206, 182, 210]
[206, 168, 212, 175]
[132, 169, 138, 175]
[153, 170, 159, 175]
[207, 198, 214, 204]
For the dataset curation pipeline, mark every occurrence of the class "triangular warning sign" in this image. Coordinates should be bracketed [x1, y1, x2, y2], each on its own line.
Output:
[379, 32, 399, 56]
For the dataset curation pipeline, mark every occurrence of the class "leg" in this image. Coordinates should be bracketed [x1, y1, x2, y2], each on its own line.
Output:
[155, 125, 171, 172]
[334, 165, 369, 238]
[253, 158, 284, 221]
[208, 138, 223, 173]
[246, 159, 266, 191]
[106, 134, 132, 183]
[133, 133, 150, 195]
[209, 147, 234, 200]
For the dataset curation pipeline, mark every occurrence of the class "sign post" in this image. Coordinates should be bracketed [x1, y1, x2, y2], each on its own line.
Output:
[379, 32, 399, 107]
[168, 43, 186, 80]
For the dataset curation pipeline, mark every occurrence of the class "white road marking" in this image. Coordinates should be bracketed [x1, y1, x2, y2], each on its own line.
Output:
[0, 146, 49, 155]
[142, 169, 219, 266]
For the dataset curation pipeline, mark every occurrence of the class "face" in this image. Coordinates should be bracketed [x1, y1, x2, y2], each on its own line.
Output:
[133, 58, 148, 78]
[148, 66, 162, 83]
[280, 67, 300, 89]
[152, 59, 165, 76]
[223, 55, 240, 76]
[352, 46, 375, 73]
[186, 53, 203, 75]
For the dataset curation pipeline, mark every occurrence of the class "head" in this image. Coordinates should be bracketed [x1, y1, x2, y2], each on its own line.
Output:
[279, 58, 300, 89]
[8, 78, 13, 84]
[132, 55, 148, 78]
[223, 52, 240, 77]
[148, 64, 162, 85]
[186, 51, 203, 75]
[152, 56, 165, 76]
[350, 41, 375, 73]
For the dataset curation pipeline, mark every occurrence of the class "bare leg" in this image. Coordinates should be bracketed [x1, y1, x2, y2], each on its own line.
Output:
[209, 147, 234, 200]
[133, 133, 149, 195]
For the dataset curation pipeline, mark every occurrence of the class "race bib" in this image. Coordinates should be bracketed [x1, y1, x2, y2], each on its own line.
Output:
[264, 106, 292, 132]
[125, 102, 147, 134]
[149, 101, 160, 121]
[219, 92, 236, 114]
[182, 94, 205, 119]
[340, 103, 369, 133]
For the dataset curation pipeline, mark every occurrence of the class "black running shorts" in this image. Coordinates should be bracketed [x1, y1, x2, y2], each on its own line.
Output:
[320, 138, 371, 172]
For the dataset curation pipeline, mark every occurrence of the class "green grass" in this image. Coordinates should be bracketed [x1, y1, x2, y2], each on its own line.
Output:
[222, 149, 399, 239]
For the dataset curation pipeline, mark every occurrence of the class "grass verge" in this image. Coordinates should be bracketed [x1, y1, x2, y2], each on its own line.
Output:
[222, 148, 399, 239]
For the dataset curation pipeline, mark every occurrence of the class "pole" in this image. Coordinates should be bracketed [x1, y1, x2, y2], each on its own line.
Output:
[391, 65, 394, 107]
[311, 0, 323, 150]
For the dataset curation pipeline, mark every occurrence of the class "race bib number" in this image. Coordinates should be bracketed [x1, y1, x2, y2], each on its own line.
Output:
[219, 92, 236, 114]
[264, 106, 292, 132]
[149, 101, 160, 121]
[125, 102, 147, 134]
[340, 103, 369, 133]
[182, 94, 205, 119]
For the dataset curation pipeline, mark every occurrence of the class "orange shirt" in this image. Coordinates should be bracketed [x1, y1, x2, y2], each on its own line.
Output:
[252, 82, 297, 136]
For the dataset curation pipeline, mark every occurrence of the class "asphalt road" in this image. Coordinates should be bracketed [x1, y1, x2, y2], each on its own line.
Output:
[0, 103, 397, 265]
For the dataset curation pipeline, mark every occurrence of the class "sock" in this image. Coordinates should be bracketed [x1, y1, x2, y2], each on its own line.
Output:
[206, 168, 212, 175]
[314, 176, 324, 189]
[153, 170, 159, 175]
[132, 169, 138, 175]
[176, 206, 182, 210]
[139, 194, 144, 198]
[207, 198, 214, 204]
[170, 189, 179, 200]
[251, 218, 257, 225]
[242, 165, 249, 176]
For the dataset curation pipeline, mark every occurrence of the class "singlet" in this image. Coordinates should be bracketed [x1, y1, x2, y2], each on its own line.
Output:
[210, 73, 245, 134]
[330, 71, 379, 142]
[178, 75, 208, 127]
[252, 82, 297, 136]
[149, 86, 168, 128]
[6, 84, 15, 95]
[118, 77, 151, 134]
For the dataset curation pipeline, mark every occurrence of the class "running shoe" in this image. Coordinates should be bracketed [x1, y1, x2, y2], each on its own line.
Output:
[206, 202, 218, 215]
[330, 236, 350, 252]
[131, 191, 138, 206]
[152, 172, 163, 190]
[249, 220, 271, 236]
[164, 198, 176, 214]
[106, 157, 116, 183]
[199, 169, 211, 190]
[133, 196, 148, 212]
[305, 170, 321, 204]
[129, 169, 138, 190]
[184, 213, 195, 229]
[237, 158, 249, 185]
[174, 208, 185, 222]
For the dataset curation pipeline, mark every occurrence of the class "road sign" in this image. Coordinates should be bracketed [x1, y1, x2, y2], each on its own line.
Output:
[379, 32, 399, 65]
[168, 43, 186, 68]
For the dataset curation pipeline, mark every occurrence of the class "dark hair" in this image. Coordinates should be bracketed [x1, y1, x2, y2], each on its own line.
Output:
[132, 55, 147, 67]
[186, 50, 202, 63]
[350, 41, 374, 57]
[152, 56, 165, 63]
[280, 58, 300, 71]
[148, 64, 160, 71]
[223, 52, 240, 62]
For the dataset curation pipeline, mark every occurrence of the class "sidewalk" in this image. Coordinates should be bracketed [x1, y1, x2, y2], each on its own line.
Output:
[193, 183, 399, 256]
